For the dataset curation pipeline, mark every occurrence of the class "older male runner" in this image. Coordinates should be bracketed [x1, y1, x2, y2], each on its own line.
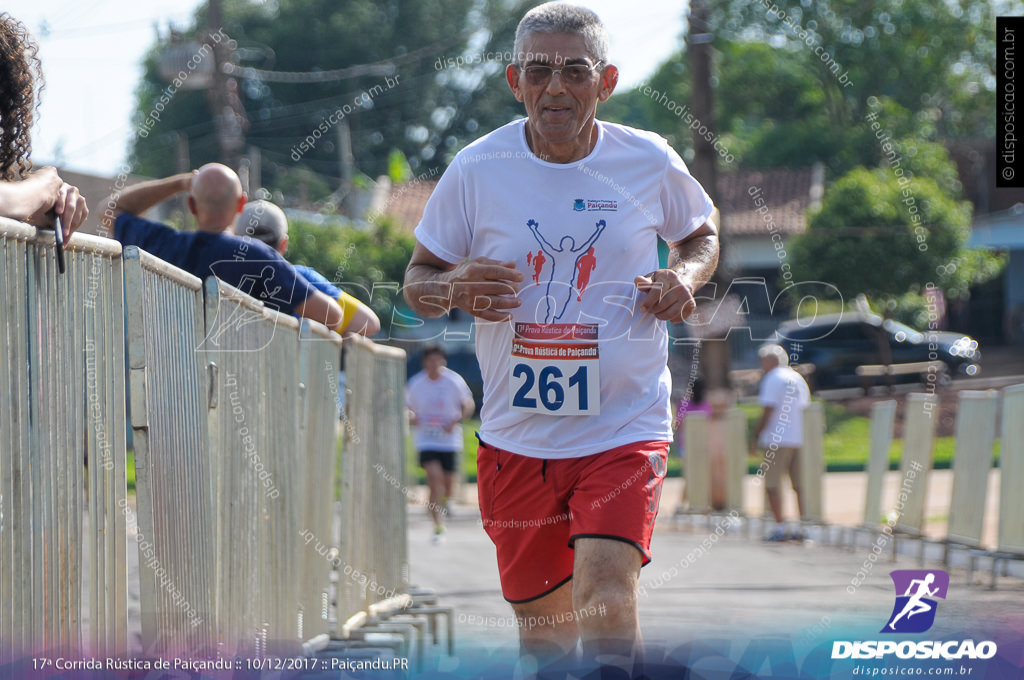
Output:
[404, 3, 718, 675]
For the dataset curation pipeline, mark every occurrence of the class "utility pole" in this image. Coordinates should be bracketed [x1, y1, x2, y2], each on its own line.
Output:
[688, 0, 731, 391]
[206, 0, 243, 168]
[338, 120, 355, 215]
[175, 132, 191, 223]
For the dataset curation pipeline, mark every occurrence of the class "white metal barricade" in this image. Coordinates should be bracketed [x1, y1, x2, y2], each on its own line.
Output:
[799, 401, 825, 522]
[862, 400, 897, 527]
[1, 222, 401, 659]
[122, 246, 214, 657]
[997, 385, 1024, 555]
[945, 390, 999, 555]
[682, 412, 711, 514]
[203, 277, 302, 656]
[0, 219, 128, 660]
[842, 399, 897, 547]
[724, 407, 747, 514]
[893, 393, 937, 536]
[339, 335, 409, 624]
[296, 320, 342, 645]
[987, 384, 1024, 586]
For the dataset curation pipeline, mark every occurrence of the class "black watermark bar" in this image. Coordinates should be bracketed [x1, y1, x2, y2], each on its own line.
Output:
[998, 16, 1024, 187]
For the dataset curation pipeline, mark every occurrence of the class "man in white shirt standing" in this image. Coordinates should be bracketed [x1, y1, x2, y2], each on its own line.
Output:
[406, 345, 475, 542]
[403, 3, 718, 675]
[750, 344, 811, 541]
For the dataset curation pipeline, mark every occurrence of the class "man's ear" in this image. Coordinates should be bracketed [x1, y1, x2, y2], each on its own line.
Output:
[278, 235, 289, 255]
[506, 63, 525, 102]
[237, 194, 247, 214]
[598, 64, 618, 102]
[187, 196, 198, 216]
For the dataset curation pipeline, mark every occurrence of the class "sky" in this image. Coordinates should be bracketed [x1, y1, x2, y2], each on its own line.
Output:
[5, 0, 689, 177]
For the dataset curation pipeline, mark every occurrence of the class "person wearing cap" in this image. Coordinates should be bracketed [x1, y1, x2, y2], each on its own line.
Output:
[236, 199, 380, 337]
[750, 343, 811, 541]
[99, 164, 344, 332]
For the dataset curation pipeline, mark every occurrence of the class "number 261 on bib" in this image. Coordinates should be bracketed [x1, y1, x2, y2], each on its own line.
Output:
[509, 357, 600, 416]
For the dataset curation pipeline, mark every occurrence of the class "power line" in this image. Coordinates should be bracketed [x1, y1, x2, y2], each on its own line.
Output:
[221, 29, 468, 83]
[224, 62, 396, 83]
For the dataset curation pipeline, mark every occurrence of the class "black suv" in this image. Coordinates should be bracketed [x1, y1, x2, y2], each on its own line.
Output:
[776, 312, 980, 389]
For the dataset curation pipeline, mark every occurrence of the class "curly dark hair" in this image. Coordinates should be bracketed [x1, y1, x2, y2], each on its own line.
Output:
[0, 13, 43, 181]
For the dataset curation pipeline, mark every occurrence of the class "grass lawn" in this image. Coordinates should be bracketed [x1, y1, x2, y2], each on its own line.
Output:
[405, 401, 1001, 483]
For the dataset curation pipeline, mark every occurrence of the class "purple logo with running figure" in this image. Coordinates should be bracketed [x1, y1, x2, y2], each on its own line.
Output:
[881, 570, 950, 634]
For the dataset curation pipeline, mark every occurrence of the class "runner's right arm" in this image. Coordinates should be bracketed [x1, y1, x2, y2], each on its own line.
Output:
[404, 242, 524, 322]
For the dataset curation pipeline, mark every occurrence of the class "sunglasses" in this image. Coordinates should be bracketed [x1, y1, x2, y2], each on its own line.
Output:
[520, 61, 604, 87]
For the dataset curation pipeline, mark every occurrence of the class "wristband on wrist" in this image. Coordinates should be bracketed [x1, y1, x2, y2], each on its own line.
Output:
[330, 291, 360, 334]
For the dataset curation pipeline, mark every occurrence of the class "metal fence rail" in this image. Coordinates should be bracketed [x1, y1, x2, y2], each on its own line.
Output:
[893, 393, 937, 536]
[945, 390, 999, 550]
[339, 335, 409, 624]
[682, 412, 711, 513]
[799, 401, 826, 522]
[2, 219, 407, 661]
[296, 320, 343, 644]
[204, 278, 287, 656]
[123, 246, 214, 657]
[0, 219, 128, 660]
[862, 400, 897, 528]
[997, 384, 1024, 555]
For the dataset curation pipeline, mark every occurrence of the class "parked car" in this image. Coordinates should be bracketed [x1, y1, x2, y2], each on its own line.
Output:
[775, 312, 980, 389]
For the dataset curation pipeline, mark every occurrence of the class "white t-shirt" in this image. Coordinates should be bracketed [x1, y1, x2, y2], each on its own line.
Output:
[757, 366, 811, 447]
[414, 119, 714, 459]
[406, 367, 473, 452]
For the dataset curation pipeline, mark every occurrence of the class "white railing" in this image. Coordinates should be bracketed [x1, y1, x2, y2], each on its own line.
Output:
[0, 219, 408, 664]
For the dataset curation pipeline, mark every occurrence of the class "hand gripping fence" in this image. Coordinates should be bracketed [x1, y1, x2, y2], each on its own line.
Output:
[0, 218, 407, 664]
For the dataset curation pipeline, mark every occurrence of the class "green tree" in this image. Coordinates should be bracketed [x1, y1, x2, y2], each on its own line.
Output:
[786, 133, 1008, 318]
[601, 1, 1013, 174]
[130, 0, 532, 202]
[284, 216, 415, 323]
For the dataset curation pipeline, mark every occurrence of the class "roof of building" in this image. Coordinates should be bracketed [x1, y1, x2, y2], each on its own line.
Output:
[381, 178, 440, 231]
[716, 165, 823, 236]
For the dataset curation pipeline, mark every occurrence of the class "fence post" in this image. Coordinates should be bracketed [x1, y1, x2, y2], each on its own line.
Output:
[946, 390, 998, 550]
[799, 401, 825, 522]
[998, 385, 1024, 554]
[862, 400, 897, 527]
[122, 246, 214, 657]
[683, 412, 711, 513]
[724, 407, 747, 514]
[296, 320, 342, 646]
[341, 336, 409, 622]
[0, 220, 128, 659]
[893, 393, 937, 536]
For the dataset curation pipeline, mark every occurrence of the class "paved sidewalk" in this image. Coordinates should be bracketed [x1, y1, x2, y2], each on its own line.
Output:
[406, 475, 1024, 664]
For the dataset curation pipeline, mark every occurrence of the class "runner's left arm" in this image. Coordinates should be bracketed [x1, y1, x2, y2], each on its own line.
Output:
[635, 217, 719, 322]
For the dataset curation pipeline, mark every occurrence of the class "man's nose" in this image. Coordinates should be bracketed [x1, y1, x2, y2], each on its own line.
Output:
[545, 70, 568, 95]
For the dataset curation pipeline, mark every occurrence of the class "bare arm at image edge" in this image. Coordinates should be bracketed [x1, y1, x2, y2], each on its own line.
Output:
[336, 291, 381, 337]
[293, 289, 345, 331]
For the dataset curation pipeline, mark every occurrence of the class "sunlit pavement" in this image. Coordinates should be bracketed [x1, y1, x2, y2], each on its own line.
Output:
[406, 486, 1024, 664]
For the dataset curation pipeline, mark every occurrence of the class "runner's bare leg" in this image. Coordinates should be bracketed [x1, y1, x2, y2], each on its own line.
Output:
[574, 537, 643, 675]
[510, 581, 578, 672]
[423, 460, 445, 526]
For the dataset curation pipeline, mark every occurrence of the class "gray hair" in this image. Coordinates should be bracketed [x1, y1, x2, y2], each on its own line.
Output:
[513, 2, 609, 66]
[236, 199, 288, 249]
[758, 344, 790, 367]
